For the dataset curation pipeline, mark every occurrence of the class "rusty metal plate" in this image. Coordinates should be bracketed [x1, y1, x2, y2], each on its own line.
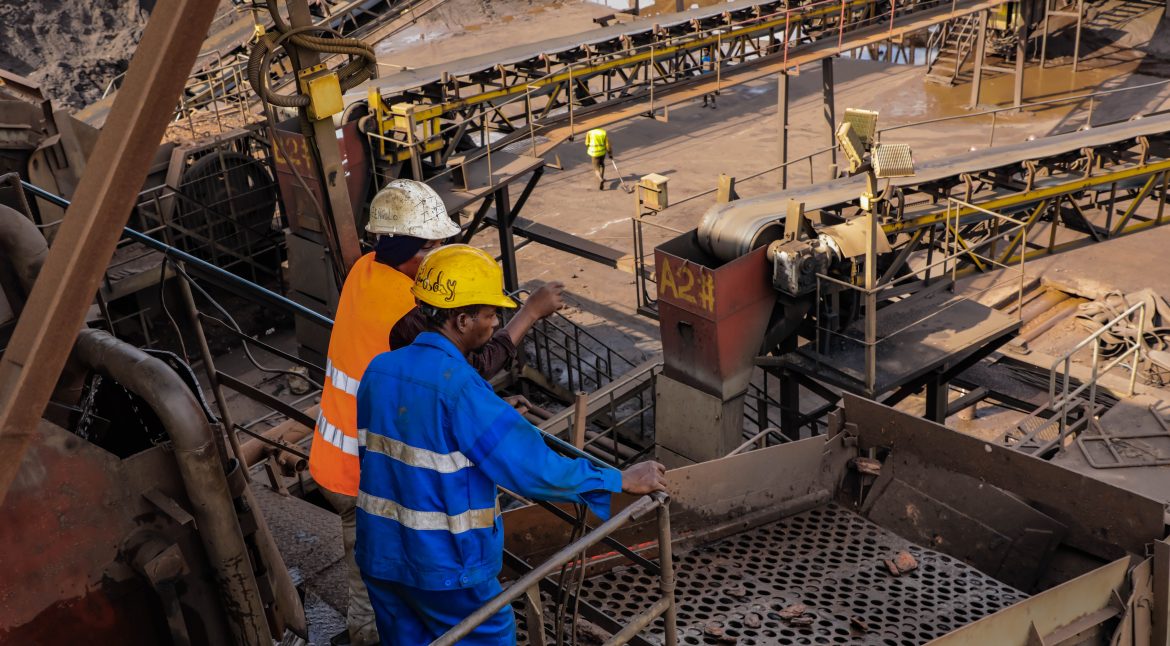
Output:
[575, 504, 1027, 645]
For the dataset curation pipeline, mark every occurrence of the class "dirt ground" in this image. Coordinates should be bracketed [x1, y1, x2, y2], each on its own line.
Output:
[0, 0, 149, 109]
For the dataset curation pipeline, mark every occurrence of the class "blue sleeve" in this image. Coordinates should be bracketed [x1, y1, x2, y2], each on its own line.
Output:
[450, 377, 623, 520]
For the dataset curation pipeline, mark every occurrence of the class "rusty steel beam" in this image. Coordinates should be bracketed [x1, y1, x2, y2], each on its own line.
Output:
[0, 0, 221, 502]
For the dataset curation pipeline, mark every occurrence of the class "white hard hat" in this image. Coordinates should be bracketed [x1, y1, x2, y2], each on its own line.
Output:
[366, 179, 460, 239]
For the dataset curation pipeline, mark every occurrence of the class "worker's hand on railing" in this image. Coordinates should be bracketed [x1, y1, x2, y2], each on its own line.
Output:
[621, 460, 668, 494]
[524, 281, 566, 319]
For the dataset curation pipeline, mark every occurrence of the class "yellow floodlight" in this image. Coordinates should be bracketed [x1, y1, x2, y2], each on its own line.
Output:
[843, 108, 879, 147]
[872, 143, 915, 178]
[835, 122, 865, 173]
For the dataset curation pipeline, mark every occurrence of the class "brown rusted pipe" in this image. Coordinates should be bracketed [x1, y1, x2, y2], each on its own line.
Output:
[0, 204, 47, 305]
[73, 328, 273, 646]
[1017, 297, 1089, 347]
[0, 204, 87, 408]
[238, 406, 317, 469]
[1018, 290, 1070, 325]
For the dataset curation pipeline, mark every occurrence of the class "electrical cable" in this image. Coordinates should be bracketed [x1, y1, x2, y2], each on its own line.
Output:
[552, 503, 588, 646]
[569, 505, 588, 646]
[171, 260, 323, 390]
[158, 257, 191, 364]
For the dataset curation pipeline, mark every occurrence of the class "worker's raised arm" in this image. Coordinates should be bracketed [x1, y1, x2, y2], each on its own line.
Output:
[390, 307, 518, 379]
[449, 377, 623, 519]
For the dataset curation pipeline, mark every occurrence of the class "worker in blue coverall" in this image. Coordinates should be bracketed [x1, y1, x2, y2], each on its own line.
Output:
[354, 244, 669, 644]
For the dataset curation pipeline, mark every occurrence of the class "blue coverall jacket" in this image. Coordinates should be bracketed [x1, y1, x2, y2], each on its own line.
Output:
[354, 331, 623, 591]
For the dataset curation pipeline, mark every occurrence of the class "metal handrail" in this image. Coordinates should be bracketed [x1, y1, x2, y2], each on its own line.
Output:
[811, 198, 1029, 391]
[1049, 300, 1145, 439]
[431, 491, 677, 646]
[20, 181, 334, 329]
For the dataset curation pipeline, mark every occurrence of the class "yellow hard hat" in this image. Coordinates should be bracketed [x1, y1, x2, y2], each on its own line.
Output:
[411, 244, 518, 310]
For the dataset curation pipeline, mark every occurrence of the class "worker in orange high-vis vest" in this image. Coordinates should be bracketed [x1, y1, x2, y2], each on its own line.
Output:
[312, 178, 459, 646]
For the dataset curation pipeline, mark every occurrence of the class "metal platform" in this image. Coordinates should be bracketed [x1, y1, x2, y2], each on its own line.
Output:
[1051, 395, 1170, 504]
[251, 482, 348, 614]
[575, 503, 1027, 646]
[774, 292, 1020, 397]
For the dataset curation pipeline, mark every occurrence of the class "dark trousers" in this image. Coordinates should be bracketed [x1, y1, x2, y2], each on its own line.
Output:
[362, 574, 516, 645]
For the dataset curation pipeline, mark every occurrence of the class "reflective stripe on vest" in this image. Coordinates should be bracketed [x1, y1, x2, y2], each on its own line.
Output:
[586, 129, 608, 158]
[363, 432, 473, 474]
[317, 409, 359, 456]
[357, 491, 499, 534]
[326, 358, 361, 396]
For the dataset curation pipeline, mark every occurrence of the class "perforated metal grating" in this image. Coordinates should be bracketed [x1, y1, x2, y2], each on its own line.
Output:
[554, 503, 1027, 646]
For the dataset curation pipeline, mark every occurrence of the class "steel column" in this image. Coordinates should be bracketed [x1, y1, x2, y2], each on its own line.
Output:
[495, 185, 520, 292]
[778, 72, 790, 189]
[287, 0, 362, 272]
[822, 57, 838, 175]
[924, 372, 949, 423]
[779, 369, 802, 440]
[969, 10, 988, 108]
[1013, 0, 1030, 109]
[0, 0, 220, 502]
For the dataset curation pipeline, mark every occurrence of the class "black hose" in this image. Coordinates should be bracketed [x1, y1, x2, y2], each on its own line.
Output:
[247, 16, 377, 110]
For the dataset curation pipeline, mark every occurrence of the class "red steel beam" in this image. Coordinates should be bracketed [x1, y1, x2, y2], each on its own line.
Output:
[0, 0, 221, 502]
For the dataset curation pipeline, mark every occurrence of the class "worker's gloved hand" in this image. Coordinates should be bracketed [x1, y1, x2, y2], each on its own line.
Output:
[621, 460, 668, 494]
[524, 281, 566, 319]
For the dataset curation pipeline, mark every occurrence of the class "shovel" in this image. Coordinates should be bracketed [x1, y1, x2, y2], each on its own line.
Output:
[609, 157, 635, 193]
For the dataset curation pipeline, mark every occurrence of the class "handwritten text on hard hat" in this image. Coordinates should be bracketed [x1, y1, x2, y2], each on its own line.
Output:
[418, 268, 458, 303]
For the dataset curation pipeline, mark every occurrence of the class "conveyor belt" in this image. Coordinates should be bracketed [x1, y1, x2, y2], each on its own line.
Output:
[356, 0, 776, 95]
[698, 111, 1170, 260]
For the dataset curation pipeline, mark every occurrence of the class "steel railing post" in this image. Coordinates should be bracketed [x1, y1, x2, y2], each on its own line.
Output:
[658, 501, 678, 646]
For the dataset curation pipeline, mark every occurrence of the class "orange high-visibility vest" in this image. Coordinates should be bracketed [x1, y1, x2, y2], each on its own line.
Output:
[309, 253, 417, 496]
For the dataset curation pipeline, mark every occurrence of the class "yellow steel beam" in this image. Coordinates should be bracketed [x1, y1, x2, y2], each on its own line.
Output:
[884, 158, 1170, 236]
[1109, 171, 1158, 236]
[946, 223, 988, 272]
[996, 199, 1048, 265]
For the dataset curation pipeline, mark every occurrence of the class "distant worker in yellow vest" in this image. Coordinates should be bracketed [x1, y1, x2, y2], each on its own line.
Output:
[585, 127, 612, 190]
[310, 179, 459, 646]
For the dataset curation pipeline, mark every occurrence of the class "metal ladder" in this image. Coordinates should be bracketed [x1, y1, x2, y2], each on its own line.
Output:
[926, 14, 981, 86]
[999, 300, 1145, 457]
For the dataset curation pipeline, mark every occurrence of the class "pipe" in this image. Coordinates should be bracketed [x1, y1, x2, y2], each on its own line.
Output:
[1019, 290, 1070, 325]
[73, 328, 273, 646]
[238, 408, 317, 469]
[0, 203, 48, 308]
[0, 203, 88, 408]
[1015, 297, 1088, 348]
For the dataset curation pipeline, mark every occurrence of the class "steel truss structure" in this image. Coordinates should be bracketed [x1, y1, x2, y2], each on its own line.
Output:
[359, 0, 1011, 170]
[699, 112, 1170, 283]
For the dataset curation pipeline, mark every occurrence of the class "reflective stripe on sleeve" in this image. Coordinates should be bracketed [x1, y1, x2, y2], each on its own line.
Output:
[317, 410, 359, 456]
[326, 359, 361, 396]
[364, 433, 472, 474]
[357, 491, 498, 534]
